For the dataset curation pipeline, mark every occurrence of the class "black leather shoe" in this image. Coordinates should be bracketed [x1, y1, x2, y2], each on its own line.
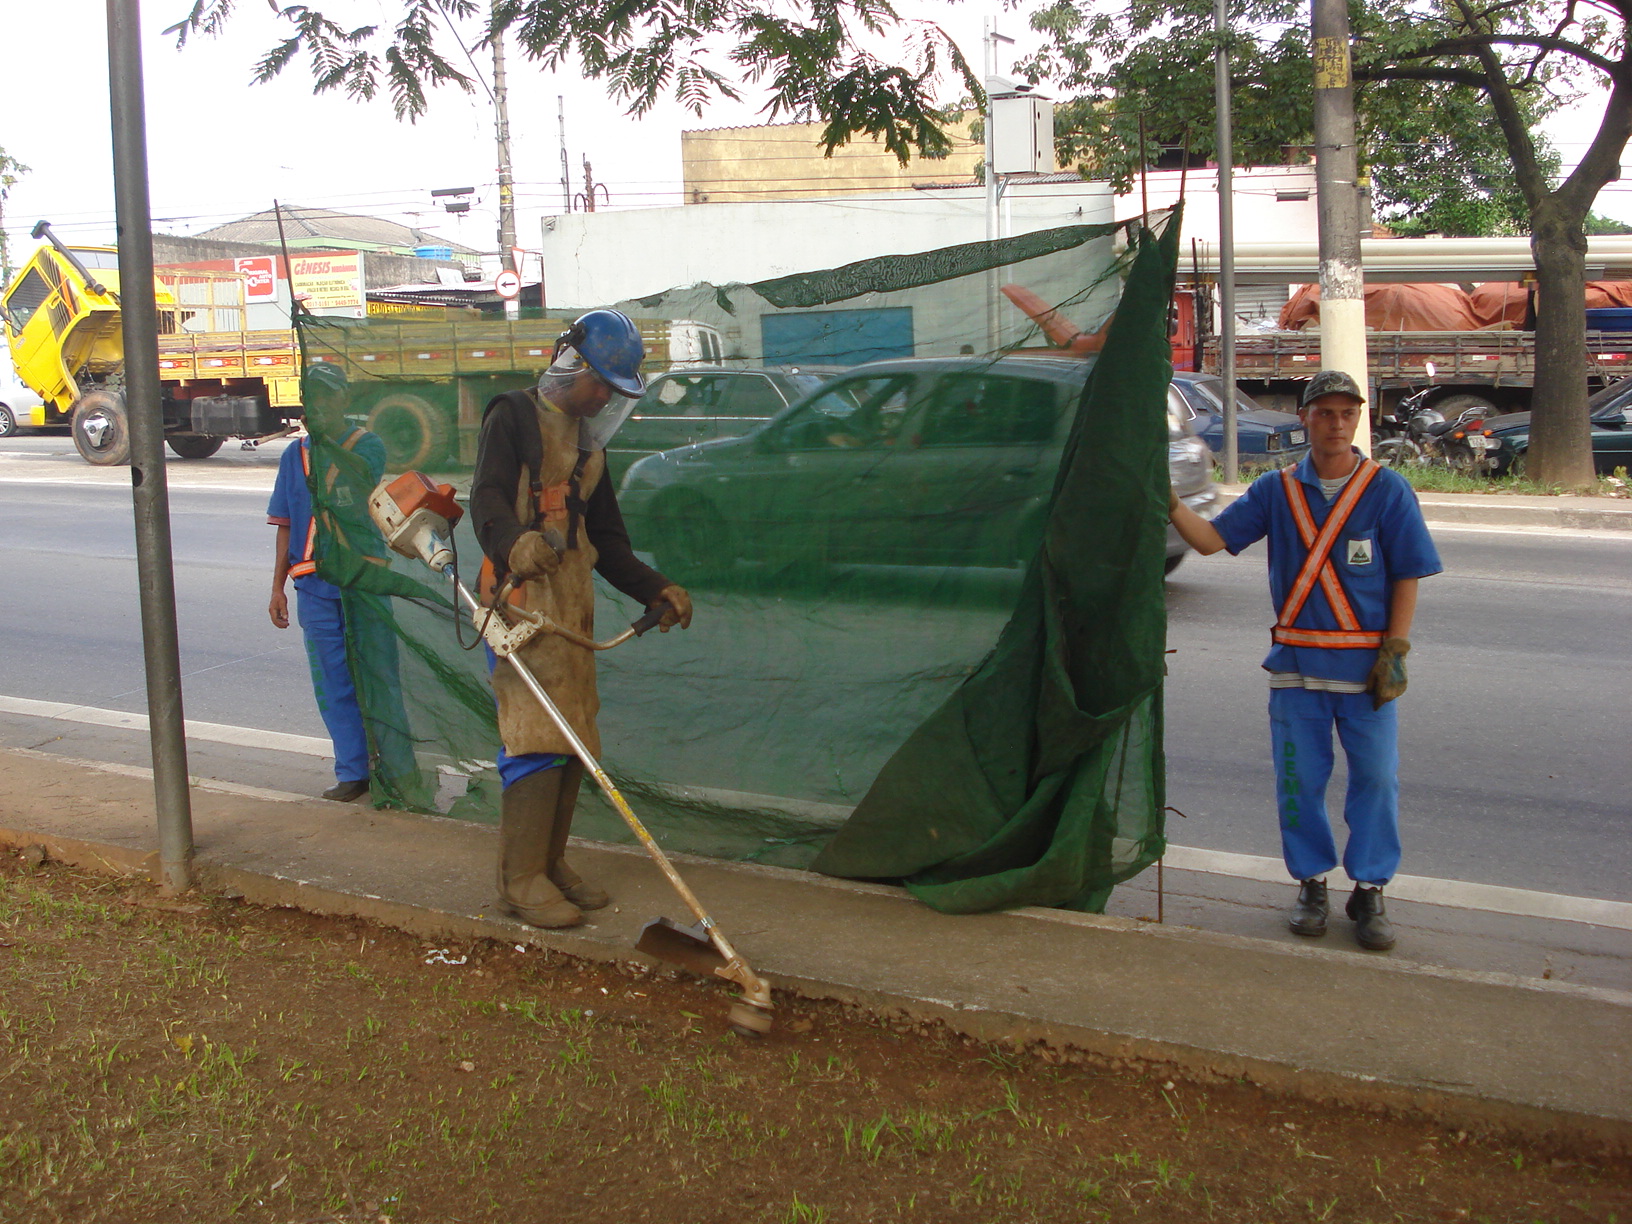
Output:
[1288, 878, 1329, 937]
[321, 779, 370, 803]
[1346, 884, 1397, 951]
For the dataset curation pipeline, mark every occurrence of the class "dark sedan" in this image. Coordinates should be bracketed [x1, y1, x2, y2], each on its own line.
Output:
[618, 356, 1217, 577]
[1485, 379, 1632, 476]
[1169, 372, 1309, 466]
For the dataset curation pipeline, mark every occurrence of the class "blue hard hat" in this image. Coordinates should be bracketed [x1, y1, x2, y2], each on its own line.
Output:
[558, 310, 646, 398]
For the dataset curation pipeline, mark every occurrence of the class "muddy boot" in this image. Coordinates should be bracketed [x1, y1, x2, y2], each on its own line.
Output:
[1345, 884, 1396, 951]
[497, 769, 582, 929]
[546, 762, 609, 911]
[1287, 878, 1329, 937]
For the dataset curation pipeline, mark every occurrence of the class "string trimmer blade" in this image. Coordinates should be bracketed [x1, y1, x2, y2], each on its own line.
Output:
[635, 916, 728, 976]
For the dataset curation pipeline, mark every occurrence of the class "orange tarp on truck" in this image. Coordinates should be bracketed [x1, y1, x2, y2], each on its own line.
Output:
[1278, 283, 1484, 331]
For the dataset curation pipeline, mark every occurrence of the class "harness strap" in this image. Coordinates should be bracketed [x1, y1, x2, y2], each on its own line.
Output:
[290, 428, 364, 579]
[1271, 459, 1384, 650]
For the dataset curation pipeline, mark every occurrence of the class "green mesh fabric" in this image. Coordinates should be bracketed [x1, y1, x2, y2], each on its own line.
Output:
[294, 212, 1178, 913]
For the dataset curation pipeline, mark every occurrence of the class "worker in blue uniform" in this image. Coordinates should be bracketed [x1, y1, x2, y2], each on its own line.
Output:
[268, 364, 389, 802]
[1167, 370, 1442, 950]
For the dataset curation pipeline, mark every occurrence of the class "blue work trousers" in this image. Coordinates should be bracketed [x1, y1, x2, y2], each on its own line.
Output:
[1268, 687, 1401, 886]
[296, 589, 370, 785]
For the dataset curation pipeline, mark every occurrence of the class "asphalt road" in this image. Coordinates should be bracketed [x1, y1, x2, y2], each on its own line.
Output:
[0, 433, 1627, 902]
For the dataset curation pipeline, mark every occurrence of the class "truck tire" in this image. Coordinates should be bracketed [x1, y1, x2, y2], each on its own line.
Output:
[1431, 393, 1497, 424]
[166, 434, 225, 460]
[366, 391, 452, 470]
[0, 404, 15, 438]
[71, 389, 131, 466]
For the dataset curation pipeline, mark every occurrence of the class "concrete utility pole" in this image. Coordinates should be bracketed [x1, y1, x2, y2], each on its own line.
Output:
[106, 0, 194, 892]
[558, 96, 571, 214]
[983, 20, 1014, 354]
[1311, 0, 1371, 453]
[1214, 0, 1240, 483]
[492, 31, 519, 319]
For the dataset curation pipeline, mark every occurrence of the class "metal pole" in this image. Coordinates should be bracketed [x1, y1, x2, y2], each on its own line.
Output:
[1311, 0, 1370, 453]
[558, 96, 571, 214]
[106, 0, 194, 892]
[1214, 0, 1239, 484]
[984, 19, 1000, 354]
[492, 31, 520, 320]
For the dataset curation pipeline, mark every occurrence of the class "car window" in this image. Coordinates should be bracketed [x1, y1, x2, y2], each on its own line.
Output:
[1586, 378, 1632, 412]
[3, 269, 52, 331]
[723, 375, 787, 418]
[637, 374, 729, 418]
[771, 375, 915, 451]
[918, 374, 1063, 447]
[1167, 387, 1194, 441]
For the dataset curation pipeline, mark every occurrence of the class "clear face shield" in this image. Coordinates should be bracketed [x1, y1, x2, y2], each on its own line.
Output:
[538, 344, 640, 451]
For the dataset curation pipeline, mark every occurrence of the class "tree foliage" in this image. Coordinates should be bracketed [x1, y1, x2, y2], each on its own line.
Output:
[166, 0, 978, 162]
[1022, 0, 1561, 237]
[0, 146, 29, 285]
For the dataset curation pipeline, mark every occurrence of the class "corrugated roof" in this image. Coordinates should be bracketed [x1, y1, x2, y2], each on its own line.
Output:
[197, 205, 481, 255]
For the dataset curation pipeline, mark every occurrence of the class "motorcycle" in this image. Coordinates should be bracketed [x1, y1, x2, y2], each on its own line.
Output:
[1373, 367, 1503, 473]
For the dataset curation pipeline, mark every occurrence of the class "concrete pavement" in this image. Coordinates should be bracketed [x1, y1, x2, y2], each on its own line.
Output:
[1217, 483, 1632, 532]
[2, 746, 1627, 1155]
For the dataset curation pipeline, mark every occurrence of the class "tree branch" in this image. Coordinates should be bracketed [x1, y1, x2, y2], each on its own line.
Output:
[1558, 76, 1632, 217]
[1352, 65, 1496, 89]
[1398, 34, 1618, 78]
[1448, 0, 1550, 210]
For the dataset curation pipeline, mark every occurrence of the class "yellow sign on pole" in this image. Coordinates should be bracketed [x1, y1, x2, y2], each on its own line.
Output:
[1312, 36, 1350, 89]
[290, 251, 366, 318]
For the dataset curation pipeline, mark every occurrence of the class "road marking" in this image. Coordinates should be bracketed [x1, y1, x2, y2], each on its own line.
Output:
[1428, 523, 1632, 542]
[4, 694, 1627, 930]
[1160, 844, 1632, 930]
[0, 476, 274, 494]
[0, 694, 329, 758]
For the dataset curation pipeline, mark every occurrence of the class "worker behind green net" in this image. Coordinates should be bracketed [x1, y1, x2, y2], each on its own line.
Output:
[469, 311, 693, 928]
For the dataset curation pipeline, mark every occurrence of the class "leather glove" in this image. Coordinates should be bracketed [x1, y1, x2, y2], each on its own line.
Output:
[507, 530, 562, 581]
[1367, 638, 1410, 709]
[653, 584, 693, 631]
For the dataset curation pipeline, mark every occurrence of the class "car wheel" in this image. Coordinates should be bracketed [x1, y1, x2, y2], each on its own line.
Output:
[0, 404, 15, 438]
[1373, 437, 1423, 468]
[71, 388, 131, 466]
[646, 493, 732, 583]
[1507, 450, 1527, 479]
[166, 433, 225, 459]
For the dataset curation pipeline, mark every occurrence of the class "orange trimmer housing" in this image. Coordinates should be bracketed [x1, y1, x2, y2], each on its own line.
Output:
[383, 471, 464, 529]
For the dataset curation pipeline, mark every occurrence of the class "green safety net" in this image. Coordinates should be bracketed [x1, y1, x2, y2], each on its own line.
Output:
[292, 208, 1179, 913]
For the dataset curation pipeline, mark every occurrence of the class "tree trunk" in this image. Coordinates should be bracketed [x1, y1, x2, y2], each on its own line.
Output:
[1527, 201, 1596, 490]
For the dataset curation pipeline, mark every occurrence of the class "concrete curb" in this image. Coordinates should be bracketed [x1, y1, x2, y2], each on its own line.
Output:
[1216, 485, 1632, 532]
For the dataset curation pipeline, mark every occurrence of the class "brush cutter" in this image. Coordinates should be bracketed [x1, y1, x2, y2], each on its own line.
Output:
[368, 472, 775, 1037]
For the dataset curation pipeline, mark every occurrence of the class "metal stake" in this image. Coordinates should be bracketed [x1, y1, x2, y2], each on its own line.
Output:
[107, 0, 194, 891]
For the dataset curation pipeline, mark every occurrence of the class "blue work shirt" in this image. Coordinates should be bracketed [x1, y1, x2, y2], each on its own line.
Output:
[1213, 451, 1442, 684]
[267, 429, 386, 599]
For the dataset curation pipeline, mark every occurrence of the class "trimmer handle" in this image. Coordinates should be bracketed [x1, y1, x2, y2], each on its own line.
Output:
[631, 601, 674, 637]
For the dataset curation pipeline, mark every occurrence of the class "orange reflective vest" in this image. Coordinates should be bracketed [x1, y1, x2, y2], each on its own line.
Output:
[288, 428, 366, 579]
[1271, 459, 1386, 650]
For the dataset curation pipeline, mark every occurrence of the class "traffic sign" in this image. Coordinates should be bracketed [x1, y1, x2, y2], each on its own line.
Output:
[494, 270, 522, 300]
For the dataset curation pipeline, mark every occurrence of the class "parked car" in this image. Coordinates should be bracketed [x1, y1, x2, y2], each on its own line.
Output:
[608, 365, 839, 480]
[1169, 372, 1309, 465]
[1484, 378, 1632, 476]
[0, 367, 45, 437]
[619, 356, 1216, 578]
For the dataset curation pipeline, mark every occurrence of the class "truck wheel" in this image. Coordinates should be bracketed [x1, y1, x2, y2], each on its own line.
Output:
[1431, 393, 1498, 424]
[166, 434, 225, 459]
[366, 391, 452, 470]
[0, 405, 15, 438]
[71, 389, 131, 466]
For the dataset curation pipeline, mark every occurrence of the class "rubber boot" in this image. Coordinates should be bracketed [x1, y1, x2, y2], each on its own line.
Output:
[497, 769, 582, 929]
[1345, 884, 1396, 951]
[1287, 878, 1329, 937]
[545, 762, 609, 911]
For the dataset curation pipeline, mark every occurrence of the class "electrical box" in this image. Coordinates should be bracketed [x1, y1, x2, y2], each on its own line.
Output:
[991, 93, 1056, 176]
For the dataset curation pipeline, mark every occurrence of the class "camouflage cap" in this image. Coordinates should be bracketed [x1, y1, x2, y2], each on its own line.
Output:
[1300, 369, 1366, 407]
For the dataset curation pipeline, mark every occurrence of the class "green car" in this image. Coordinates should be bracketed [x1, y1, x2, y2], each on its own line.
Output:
[1486, 379, 1632, 476]
[617, 356, 1215, 577]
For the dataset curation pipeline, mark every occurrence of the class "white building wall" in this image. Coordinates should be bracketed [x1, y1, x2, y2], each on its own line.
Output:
[540, 181, 1117, 307]
[1113, 165, 1320, 248]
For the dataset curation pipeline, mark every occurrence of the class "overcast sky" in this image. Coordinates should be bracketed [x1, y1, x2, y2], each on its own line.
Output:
[0, 0, 1624, 266]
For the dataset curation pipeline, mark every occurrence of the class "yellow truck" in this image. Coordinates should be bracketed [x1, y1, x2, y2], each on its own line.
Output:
[2, 222, 672, 468]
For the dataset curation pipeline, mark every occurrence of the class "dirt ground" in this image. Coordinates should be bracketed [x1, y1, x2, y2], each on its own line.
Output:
[0, 853, 1626, 1224]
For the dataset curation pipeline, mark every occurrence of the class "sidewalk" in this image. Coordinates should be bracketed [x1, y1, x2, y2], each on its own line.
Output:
[1218, 483, 1632, 532]
[2, 747, 1627, 1153]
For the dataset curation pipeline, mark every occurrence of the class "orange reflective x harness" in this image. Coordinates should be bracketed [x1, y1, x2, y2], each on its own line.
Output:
[1271, 458, 1385, 650]
[289, 428, 366, 579]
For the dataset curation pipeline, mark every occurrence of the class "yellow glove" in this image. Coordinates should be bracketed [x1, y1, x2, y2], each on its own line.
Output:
[1367, 638, 1410, 709]
[507, 531, 562, 581]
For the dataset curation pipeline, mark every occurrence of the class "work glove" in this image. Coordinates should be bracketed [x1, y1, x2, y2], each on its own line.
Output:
[1367, 638, 1410, 709]
[653, 584, 693, 632]
[508, 530, 562, 581]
